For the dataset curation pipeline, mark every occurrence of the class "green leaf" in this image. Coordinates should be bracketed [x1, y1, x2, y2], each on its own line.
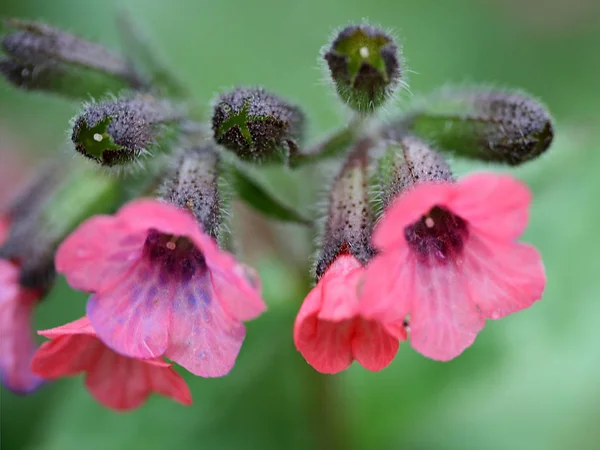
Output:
[226, 163, 310, 225]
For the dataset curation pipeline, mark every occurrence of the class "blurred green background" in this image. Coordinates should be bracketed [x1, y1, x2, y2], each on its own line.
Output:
[1, 0, 600, 449]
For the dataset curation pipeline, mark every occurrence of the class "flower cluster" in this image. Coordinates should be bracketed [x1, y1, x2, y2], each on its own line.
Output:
[0, 18, 553, 408]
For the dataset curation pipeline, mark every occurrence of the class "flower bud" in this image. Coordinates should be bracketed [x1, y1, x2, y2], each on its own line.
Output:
[323, 24, 402, 113]
[0, 158, 120, 291]
[397, 88, 554, 165]
[377, 136, 452, 209]
[71, 96, 182, 167]
[160, 144, 221, 238]
[0, 58, 132, 99]
[315, 138, 375, 279]
[1, 20, 144, 97]
[212, 87, 305, 163]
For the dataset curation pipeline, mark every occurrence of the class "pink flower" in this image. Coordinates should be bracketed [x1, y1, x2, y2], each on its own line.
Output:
[55, 199, 266, 377]
[0, 217, 44, 393]
[361, 173, 545, 361]
[31, 317, 192, 411]
[294, 255, 402, 374]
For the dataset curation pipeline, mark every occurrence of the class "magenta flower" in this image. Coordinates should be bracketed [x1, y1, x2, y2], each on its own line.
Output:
[361, 173, 545, 361]
[294, 255, 401, 374]
[55, 199, 266, 377]
[31, 316, 192, 411]
[0, 217, 44, 394]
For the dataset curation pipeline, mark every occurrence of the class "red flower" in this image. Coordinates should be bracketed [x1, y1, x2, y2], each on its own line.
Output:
[294, 255, 401, 374]
[361, 173, 545, 361]
[31, 316, 192, 411]
[55, 199, 266, 378]
[0, 217, 44, 393]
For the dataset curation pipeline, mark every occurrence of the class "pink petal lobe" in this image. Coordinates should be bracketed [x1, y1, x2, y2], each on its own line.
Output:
[360, 251, 413, 338]
[409, 264, 485, 361]
[31, 334, 100, 378]
[38, 316, 95, 338]
[373, 182, 453, 250]
[463, 235, 546, 319]
[84, 349, 191, 411]
[352, 318, 399, 371]
[295, 256, 399, 373]
[86, 264, 170, 360]
[0, 260, 43, 393]
[451, 173, 531, 240]
[205, 240, 266, 322]
[32, 316, 192, 411]
[55, 215, 145, 293]
[164, 277, 247, 378]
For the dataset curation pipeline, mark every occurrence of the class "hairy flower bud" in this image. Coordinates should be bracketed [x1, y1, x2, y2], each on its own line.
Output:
[1, 159, 119, 291]
[377, 136, 453, 209]
[315, 138, 375, 279]
[323, 24, 402, 113]
[71, 96, 182, 167]
[160, 144, 221, 238]
[396, 88, 554, 165]
[212, 87, 305, 163]
[0, 58, 133, 99]
[1, 19, 142, 91]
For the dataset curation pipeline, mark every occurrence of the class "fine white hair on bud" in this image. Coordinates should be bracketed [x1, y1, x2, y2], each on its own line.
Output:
[71, 96, 183, 167]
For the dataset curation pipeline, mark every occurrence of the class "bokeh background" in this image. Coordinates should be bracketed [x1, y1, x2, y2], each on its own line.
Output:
[1, 0, 600, 449]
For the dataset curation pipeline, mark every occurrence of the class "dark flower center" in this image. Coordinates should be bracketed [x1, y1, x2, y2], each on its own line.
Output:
[143, 229, 207, 282]
[404, 206, 469, 263]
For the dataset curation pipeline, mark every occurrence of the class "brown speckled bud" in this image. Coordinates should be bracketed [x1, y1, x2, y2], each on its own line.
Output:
[315, 138, 375, 279]
[160, 144, 221, 238]
[212, 87, 305, 163]
[396, 88, 554, 165]
[377, 136, 453, 209]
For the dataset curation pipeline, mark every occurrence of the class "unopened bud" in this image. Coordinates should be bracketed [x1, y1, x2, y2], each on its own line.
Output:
[160, 144, 221, 238]
[1, 19, 144, 97]
[323, 24, 402, 113]
[315, 138, 375, 279]
[1, 160, 120, 290]
[398, 88, 554, 165]
[71, 96, 182, 167]
[0, 58, 131, 99]
[212, 87, 305, 163]
[377, 136, 452, 209]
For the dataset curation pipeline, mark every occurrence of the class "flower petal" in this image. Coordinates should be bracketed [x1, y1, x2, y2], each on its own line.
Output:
[0, 260, 43, 394]
[207, 247, 266, 322]
[409, 263, 485, 361]
[352, 318, 399, 371]
[463, 235, 545, 319]
[360, 250, 413, 335]
[31, 334, 100, 378]
[164, 278, 247, 378]
[451, 173, 531, 240]
[55, 216, 145, 293]
[86, 262, 170, 360]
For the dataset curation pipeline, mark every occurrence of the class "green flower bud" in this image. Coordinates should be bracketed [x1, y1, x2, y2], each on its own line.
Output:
[212, 87, 305, 163]
[1, 19, 144, 98]
[323, 24, 402, 113]
[397, 88, 554, 165]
